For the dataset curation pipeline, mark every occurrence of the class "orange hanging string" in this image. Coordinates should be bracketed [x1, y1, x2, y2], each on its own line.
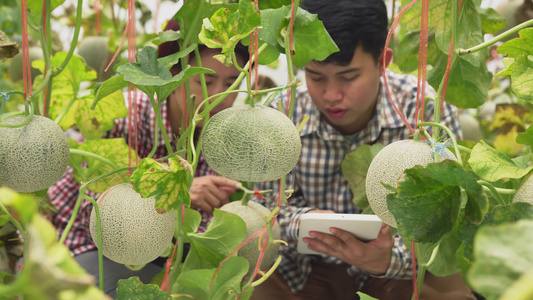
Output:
[382, 0, 419, 134]
[153, 0, 160, 34]
[440, 0, 463, 112]
[285, 0, 296, 115]
[95, 0, 102, 35]
[416, 0, 430, 127]
[126, 0, 139, 173]
[42, 0, 49, 117]
[21, 0, 32, 100]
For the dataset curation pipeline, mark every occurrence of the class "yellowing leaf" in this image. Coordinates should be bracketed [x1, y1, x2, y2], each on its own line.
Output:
[489, 104, 529, 131]
[493, 125, 526, 157]
[130, 157, 192, 213]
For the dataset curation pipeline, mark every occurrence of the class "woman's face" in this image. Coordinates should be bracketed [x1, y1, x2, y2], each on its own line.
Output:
[168, 48, 245, 134]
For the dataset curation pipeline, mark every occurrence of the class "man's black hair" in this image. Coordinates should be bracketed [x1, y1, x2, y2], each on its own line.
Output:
[300, 0, 389, 65]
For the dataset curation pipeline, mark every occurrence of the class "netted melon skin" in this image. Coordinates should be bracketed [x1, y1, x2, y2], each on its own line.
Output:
[513, 173, 533, 204]
[201, 105, 301, 182]
[220, 201, 280, 274]
[90, 183, 176, 265]
[365, 140, 456, 227]
[0, 115, 70, 193]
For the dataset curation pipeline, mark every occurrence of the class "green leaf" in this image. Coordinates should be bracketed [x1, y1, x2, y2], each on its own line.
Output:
[92, 74, 128, 109]
[258, 0, 291, 10]
[427, 55, 492, 109]
[468, 140, 533, 181]
[459, 202, 533, 262]
[27, 0, 63, 13]
[74, 91, 128, 140]
[117, 46, 215, 101]
[417, 230, 464, 276]
[494, 57, 514, 77]
[342, 144, 384, 213]
[130, 157, 192, 213]
[116, 276, 171, 300]
[510, 54, 533, 102]
[183, 209, 246, 271]
[388, 161, 483, 243]
[174, 0, 236, 46]
[357, 292, 379, 300]
[18, 215, 106, 299]
[70, 138, 134, 193]
[257, 6, 338, 67]
[209, 256, 248, 300]
[0, 214, 10, 226]
[393, 31, 440, 74]
[175, 255, 248, 300]
[199, 1, 260, 66]
[517, 123, 533, 147]
[0, 187, 37, 225]
[475, 7, 506, 35]
[157, 44, 196, 70]
[497, 28, 533, 58]
[155, 30, 182, 44]
[183, 208, 202, 241]
[288, 8, 339, 67]
[399, 0, 448, 32]
[468, 220, 533, 300]
[34, 53, 127, 139]
[498, 268, 533, 300]
[174, 268, 215, 299]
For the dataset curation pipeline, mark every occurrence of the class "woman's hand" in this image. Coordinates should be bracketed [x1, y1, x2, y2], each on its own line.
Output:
[189, 175, 239, 213]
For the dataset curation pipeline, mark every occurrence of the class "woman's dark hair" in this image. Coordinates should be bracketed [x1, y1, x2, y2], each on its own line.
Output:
[300, 0, 389, 65]
[157, 19, 250, 75]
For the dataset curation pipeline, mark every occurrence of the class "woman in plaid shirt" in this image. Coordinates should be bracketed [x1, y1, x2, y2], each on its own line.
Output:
[46, 19, 248, 298]
[251, 1, 476, 300]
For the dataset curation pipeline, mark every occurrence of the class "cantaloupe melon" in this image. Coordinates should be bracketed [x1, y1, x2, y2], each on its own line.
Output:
[459, 113, 482, 142]
[365, 140, 457, 227]
[220, 201, 280, 274]
[89, 183, 176, 265]
[77, 36, 115, 81]
[201, 105, 301, 182]
[513, 173, 533, 204]
[0, 115, 70, 193]
[8, 47, 43, 83]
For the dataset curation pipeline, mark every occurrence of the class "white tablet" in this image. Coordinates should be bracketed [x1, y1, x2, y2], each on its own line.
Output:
[297, 213, 383, 255]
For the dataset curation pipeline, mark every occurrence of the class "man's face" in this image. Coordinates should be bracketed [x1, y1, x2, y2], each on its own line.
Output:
[305, 45, 384, 135]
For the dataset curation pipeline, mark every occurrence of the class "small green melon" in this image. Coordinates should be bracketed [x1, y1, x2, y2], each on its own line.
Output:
[201, 105, 301, 182]
[77, 36, 115, 81]
[365, 139, 456, 227]
[220, 201, 280, 274]
[89, 183, 176, 266]
[8, 47, 43, 83]
[0, 115, 70, 193]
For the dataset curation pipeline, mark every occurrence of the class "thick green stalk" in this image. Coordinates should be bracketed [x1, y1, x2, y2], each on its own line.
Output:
[418, 121, 462, 166]
[53, 95, 76, 125]
[69, 149, 121, 170]
[59, 167, 129, 244]
[284, 0, 299, 118]
[53, 0, 83, 77]
[460, 19, 533, 54]
[168, 206, 185, 293]
[83, 195, 105, 291]
[478, 180, 515, 206]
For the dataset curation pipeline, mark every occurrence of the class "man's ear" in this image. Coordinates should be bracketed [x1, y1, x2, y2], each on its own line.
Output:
[379, 48, 394, 74]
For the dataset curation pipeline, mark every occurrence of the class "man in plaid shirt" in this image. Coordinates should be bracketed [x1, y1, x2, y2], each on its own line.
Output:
[251, 1, 476, 299]
[46, 19, 248, 298]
